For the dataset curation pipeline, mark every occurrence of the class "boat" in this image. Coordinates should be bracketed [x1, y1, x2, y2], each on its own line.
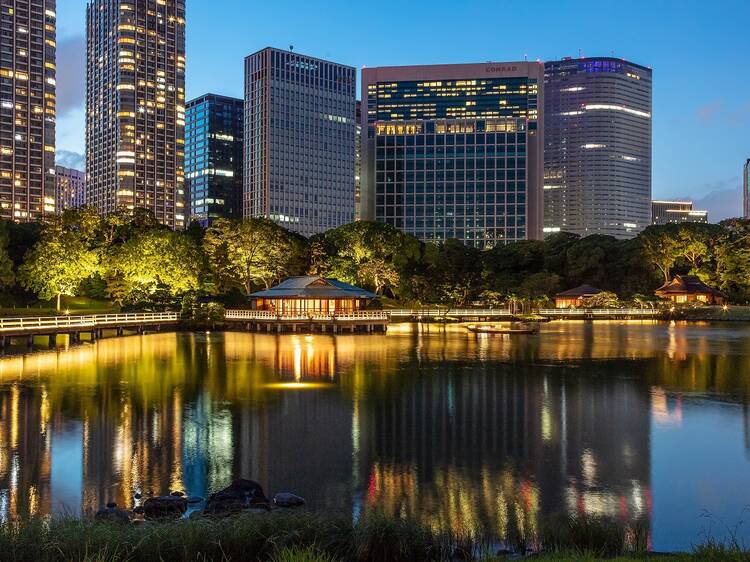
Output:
[466, 322, 540, 335]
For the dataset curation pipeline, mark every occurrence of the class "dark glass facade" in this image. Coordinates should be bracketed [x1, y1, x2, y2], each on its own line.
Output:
[544, 57, 652, 239]
[0, 0, 56, 221]
[185, 94, 243, 226]
[744, 159, 749, 219]
[362, 63, 544, 248]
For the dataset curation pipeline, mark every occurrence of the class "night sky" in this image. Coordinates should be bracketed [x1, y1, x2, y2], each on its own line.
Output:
[54, 0, 750, 220]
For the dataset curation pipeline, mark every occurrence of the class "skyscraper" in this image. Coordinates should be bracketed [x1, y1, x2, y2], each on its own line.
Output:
[651, 200, 708, 226]
[244, 47, 356, 237]
[744, 159, 749, 219]
[0, 0, 57, 221]
[355, 100, 362, 221]
[185, 94, 244, 226]
[86, 0, 186, 228]
[361, 62, 544, 248]
[55, 165, 86, 212]
[544, 57, 652, 239]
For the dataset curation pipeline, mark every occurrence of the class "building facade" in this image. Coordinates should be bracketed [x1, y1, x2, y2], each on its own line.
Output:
[185, 94, 243, 226]
[361, 62, 544, 248]
[744, 159, 749, 219]
[0, 0, 57, 221]
[651, 200, 708, 226]
[54, 165, 85, 212]
[244, 47, 356, 237]
[355, 100, 362, 221]
[85, 0, 186, 228]
[544, 57, 652, 239]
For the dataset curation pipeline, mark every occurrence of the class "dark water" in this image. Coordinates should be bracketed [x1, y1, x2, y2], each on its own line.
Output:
[1, 321, 749, 552]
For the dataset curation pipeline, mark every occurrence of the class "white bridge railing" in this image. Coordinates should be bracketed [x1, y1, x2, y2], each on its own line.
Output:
[386, 309, 514, 318]
[225, 310, 388, 322]
[0, 312, 180, 333]
[538, 309, 662, 316]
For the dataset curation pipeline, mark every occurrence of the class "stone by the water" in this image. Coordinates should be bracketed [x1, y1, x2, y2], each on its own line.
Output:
[143, 496, 188, 520]
[204, 479, 270, 516]
[95, 504, 131, 524]
[273, 492, 306, 508]
[170, 490, 185, 497]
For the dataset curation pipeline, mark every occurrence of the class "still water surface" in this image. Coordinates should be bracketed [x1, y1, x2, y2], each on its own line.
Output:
[0, 322, 749, 551]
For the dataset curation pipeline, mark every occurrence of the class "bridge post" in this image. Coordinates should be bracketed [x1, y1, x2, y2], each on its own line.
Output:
[26, 335, 34, 348]
[0, 335, 5, 350]
[117, 327, 124, 337]
[48, 334, 56, 347]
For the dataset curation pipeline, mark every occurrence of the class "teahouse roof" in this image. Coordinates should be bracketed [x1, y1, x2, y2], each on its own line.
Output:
[655, 275, 724, 297]
[556, 285, 604, 298]
[251, 276, 378, 300]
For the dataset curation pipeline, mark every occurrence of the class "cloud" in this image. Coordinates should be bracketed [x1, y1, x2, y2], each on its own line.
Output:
[679, 177, 743, 223]
[696, 101, 722, 123]
[55, 150, 85, 171]
[57, 35, 86, 117]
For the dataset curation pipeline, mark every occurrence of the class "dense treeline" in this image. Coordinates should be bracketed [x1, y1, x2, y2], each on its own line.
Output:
[1, 206, 749, 310]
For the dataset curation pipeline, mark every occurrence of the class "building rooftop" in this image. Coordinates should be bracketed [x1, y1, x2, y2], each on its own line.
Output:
[556, 285, 604, 298]
[656, 275, 724, 297]
[251, 277, 378, 300]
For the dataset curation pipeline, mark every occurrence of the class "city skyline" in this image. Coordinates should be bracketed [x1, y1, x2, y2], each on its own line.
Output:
[51, 0, 750, 222]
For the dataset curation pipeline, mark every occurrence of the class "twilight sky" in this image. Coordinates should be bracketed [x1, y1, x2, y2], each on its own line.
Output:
[55, 0, 750, 221]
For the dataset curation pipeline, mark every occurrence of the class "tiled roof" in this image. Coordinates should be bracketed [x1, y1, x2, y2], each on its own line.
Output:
[556, 285, 604, 298]
[251, 277, 378, 299]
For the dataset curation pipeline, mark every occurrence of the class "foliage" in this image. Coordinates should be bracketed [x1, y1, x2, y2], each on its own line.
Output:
[580, 291, 620, 309]
[204, 218, 307, 296]
[18, 224, 99, 310]
[0, 222, 14, 289]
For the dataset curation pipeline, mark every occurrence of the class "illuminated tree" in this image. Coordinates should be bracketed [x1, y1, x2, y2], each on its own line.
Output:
[638, 225, 681, 283]
[203, 218, 306, 296]
[105, 229, 202, 304]
[0, 223, 14, 289]
[19, 226, 99, 310]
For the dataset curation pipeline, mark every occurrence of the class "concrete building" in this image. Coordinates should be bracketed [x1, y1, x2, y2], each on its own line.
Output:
[243, 47, 356, 237]
[355, 100, 362, 221]
[0, 0, 57, 221]
[544, 57, 652, 239]
[185, 94, 244, 226]
[651, 200, 708, 225]
[86, 0, 186, 228]
[744, 159, 749, 219]
[361, 62, 544, 248]
[54, 166, 85, 212]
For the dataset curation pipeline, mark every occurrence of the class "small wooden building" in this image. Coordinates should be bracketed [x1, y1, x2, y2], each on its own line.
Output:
[555, 285, 604, 309]
[251, 276, 378, 315]
[655, 275, 726, 305]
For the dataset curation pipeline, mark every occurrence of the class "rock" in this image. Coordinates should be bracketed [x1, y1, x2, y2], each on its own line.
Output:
[95, 503, 131, 524]
[170, 490, 185, 497]
[143, 496, 188, 520]
[273, 492, 306, 508]
[204, 479, 270, 516]
[186, 496, 205, 504]
[134, 492, 142, 500]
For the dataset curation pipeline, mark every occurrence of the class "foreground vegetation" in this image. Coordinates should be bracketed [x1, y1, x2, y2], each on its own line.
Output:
[0, 512, 747, 562]
[2, 207, 750, 311]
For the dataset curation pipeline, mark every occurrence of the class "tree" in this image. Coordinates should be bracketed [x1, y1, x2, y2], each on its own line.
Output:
[0, 222, 14, 289]
[19, 227, 99, 310]
[638, 225, 681, 283]
[580, 291, 620, 309]
[105, 229, 202, 304]
[204, 218, 306, 296]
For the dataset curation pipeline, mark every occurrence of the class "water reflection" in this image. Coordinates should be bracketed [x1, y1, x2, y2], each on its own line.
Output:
[0, 323, 750, 550]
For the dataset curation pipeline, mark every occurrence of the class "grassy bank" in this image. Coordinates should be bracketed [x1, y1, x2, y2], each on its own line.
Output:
[0, 512, 748, 562]
[672, 305, 750, 322]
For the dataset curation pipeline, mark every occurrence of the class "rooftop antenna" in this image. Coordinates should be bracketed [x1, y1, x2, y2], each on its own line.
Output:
[578, 48, 583, 58]
[290, 44, 294, 52]
[524, 53, 528, 62]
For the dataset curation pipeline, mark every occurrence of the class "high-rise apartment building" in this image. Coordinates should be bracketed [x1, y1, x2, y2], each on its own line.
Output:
[185, 94, 243, 226]
[86, 0, 186, 228]
[651, 200, 708, 226]
[744, 159, 749, 219]
[355, 99, 362, 221]
[244, 47, 356, 237]
[361, 62, 544, 248]
[544, 57, 652, 239]
[0, 0, 56, 221]
[54, 165, 85, 212]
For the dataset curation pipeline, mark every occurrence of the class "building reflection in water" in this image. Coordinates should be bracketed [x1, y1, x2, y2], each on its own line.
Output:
[0, 323, 749, 543]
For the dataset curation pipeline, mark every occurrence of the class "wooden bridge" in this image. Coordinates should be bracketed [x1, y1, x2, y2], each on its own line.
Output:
[224, 309, 389, 333]
[537, 308, 663, 320]
[385, 308, 514, 321]
[0, 312, 180, 349]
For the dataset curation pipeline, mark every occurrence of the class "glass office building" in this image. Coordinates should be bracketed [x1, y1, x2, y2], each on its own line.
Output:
[544, 57, 652, 239]
[361, 62, 544, 248]
[651, 200, 708, 225]
[244, 47, 356, 237]
[744, 159, 749, 219]
[86, 0, 186, 228]
[185, 94, 243, 226]
[0, 0, 56, 221]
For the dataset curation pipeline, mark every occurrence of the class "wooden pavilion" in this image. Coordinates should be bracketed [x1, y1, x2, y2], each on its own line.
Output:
[655, 275, 726, 305]
[251, 276, 379, 315]
[555, 285, 604, 309]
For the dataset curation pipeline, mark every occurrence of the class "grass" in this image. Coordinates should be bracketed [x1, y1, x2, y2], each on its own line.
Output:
[0, 512, 748, 562]
[0, 296, 120, 317]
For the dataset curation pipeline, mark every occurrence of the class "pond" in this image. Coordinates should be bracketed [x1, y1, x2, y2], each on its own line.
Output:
[0, 321, 749, 552]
